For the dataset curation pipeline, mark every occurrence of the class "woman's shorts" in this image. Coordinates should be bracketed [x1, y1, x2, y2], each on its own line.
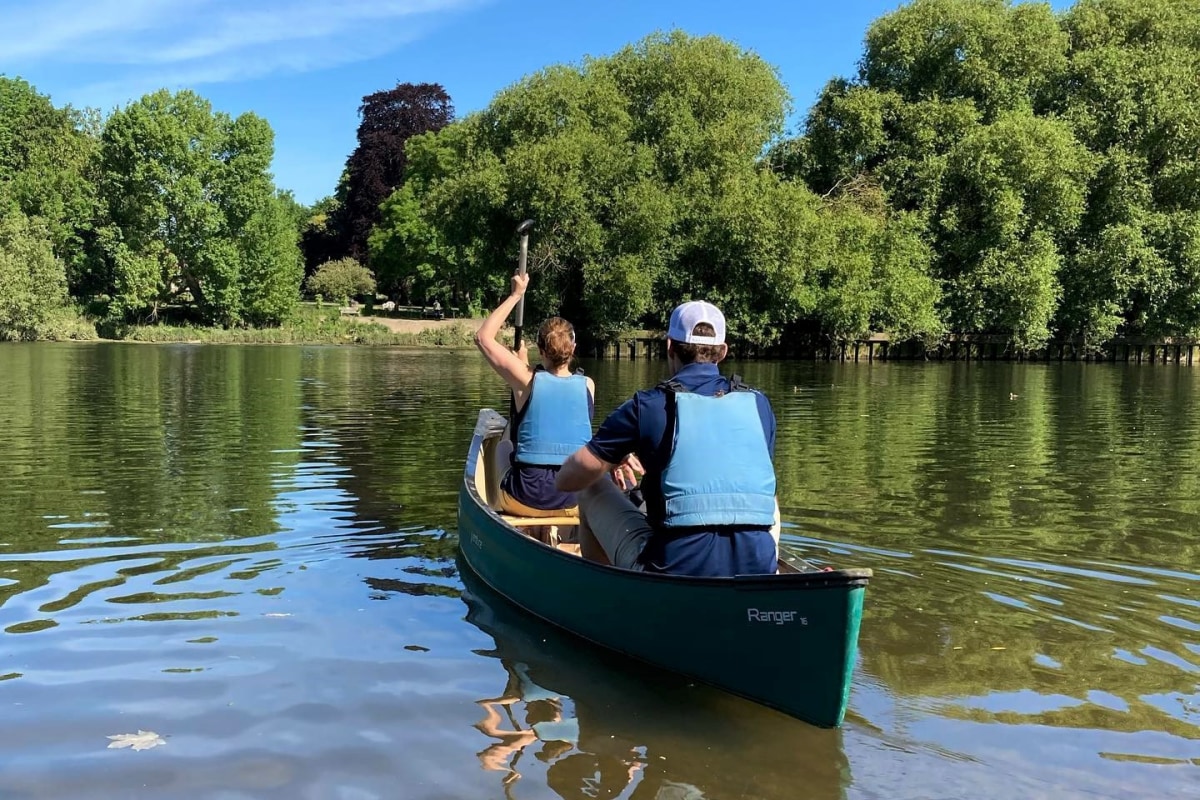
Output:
[498, 488, 579, 518]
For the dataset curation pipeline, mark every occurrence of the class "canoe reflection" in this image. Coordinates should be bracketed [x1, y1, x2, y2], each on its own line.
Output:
[460, 558, 851, 800]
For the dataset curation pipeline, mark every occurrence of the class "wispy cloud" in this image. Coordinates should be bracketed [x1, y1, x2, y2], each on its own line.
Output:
[0, 0, 482, 105]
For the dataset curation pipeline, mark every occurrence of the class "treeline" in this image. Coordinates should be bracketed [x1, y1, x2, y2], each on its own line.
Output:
[777, 0, 1200, 350]
[0, 82, 306, 339]
[5, 0, 1199, 349]
[361, 32, 943, 345]
[343, 0, 1199, 350]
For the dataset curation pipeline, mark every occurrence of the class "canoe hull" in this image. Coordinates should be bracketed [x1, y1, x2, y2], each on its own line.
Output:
[457, 410, 869, 728]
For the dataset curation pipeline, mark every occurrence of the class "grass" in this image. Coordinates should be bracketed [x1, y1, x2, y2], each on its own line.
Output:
[99, 305, 478, 347]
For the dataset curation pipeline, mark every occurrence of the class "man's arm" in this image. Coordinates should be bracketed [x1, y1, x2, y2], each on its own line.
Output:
[555, 445, 613, 493]
[558, 396, 640, 492]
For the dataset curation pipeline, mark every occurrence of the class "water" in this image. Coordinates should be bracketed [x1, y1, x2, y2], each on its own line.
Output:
[0, 343, 1196, 799]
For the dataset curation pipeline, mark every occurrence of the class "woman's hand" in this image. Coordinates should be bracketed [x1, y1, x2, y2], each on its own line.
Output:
[510, 273, 529, 298]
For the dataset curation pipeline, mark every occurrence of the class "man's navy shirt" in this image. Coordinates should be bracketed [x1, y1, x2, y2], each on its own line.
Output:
[585, 362, 777, 576]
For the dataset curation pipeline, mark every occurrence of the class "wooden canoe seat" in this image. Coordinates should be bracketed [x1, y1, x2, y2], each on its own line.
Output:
[500, 515, 580, 528]
[499, 514, 582, 554]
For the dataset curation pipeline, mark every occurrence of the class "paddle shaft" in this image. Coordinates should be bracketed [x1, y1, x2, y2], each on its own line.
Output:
[512, 220, 534, 351]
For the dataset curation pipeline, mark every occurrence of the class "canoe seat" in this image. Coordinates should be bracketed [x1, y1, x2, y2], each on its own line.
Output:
[500, 515, 581, 551]
[500, 515, 580, 528]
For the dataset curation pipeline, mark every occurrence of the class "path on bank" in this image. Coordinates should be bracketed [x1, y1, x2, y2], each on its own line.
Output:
[356, 315, 493, 335]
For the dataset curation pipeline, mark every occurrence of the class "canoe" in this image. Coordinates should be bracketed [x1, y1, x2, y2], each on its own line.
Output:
[457, 409, 872, 728]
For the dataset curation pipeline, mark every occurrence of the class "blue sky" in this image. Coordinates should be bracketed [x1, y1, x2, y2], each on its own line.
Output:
[1, 0, 1057, 205]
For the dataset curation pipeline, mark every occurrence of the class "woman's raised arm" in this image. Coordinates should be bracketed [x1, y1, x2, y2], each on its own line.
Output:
[474, 273, 534, 395]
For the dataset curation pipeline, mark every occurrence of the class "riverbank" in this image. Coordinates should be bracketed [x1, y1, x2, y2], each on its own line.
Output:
[105, 312, 483, 347]
[22, 305, 489, 347]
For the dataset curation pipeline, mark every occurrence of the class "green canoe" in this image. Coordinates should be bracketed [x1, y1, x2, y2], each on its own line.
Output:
[457, 409, 871, 728]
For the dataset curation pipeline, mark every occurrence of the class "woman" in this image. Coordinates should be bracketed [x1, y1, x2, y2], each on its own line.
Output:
[475, 273, 595, 516]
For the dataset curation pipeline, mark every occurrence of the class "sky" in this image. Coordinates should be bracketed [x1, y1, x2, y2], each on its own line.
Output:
[0, 0, 1050, 206]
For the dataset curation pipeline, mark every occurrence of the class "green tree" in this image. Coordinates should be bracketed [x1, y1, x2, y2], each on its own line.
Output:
[785, 0, 1200, 348]
[304, 258, 376, 302]
[860, 0, 1067, 118]
[1052, 0, 1200, 342]
[300, 190, 345, 275]
[0, 77, 99, 295]
[368, 181, 452, 304]
[0, 211, 68, 340]
[94, 89, 301, 325]
[376, 31, 941, 344]
[936, 111, 1092, 348]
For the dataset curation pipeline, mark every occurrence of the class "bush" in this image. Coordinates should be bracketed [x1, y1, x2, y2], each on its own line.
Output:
[0, 211, 70, 341]
[304, 258, 376, 303]
[35, 305, 98, 340]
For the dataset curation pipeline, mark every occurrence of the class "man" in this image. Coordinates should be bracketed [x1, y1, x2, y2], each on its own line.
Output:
[555, 300, 779, 577]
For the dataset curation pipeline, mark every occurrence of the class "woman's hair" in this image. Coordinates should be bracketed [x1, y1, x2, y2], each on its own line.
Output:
[537, 317, 576, 369]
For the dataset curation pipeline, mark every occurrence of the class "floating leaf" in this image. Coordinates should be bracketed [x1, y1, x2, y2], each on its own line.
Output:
[106, 730, 166, 751]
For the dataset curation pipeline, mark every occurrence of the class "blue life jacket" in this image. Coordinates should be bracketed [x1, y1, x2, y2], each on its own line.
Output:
[659, 377, 777, 528]
[513, 370, 592, 467]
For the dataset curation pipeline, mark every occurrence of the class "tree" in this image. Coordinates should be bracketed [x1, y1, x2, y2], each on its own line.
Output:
[1052, 0, 1200, 342]
[367, 31, 943, 345]
[0, 77, 99, 295]
[304, 258, 376, 302]
[94, 89, 301, 325]
[368, 181, 450, 303]
[0, 211, 68, 340]
[859, 0, 1067, 119]
[398, 31, 788, 338]
[300, 190, 345, 275]
[338, 83, 453, 260]
[936, 111, 1092, 348]
[781, 0, 1200, 348]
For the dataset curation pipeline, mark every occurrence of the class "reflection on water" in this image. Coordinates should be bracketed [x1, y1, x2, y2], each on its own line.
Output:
[0, 343, 1196, 798]
[460, 559, 850, 799]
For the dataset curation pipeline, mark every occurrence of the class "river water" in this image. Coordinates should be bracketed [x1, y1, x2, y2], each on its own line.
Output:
[0, 343, 1196, 799]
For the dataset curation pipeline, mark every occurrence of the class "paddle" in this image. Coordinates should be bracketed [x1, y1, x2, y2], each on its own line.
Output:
[512, 219, 534, 351]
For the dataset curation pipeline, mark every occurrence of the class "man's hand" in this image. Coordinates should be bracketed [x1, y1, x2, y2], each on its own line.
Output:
[610, 453, 644, 491]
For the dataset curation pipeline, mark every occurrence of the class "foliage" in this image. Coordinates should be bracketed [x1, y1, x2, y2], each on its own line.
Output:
[106, 305, 475, 346]
[374, 31, 942, 345]
[337, 83, 454, 260]
[93, 90, 301, 326]
[304, 258, 376, 302]
[859, 0, 1067, 119]
[1051, 0, 1200, 343]
[0, 211, 69, 340]
[780, 0, 1200, 349]
[8, 6, 1200, 348]
[0, 77, 99, 294]
[299, 190, 345, 275]
[936, 111, 1093, 348]
[369, 181, 450, 303]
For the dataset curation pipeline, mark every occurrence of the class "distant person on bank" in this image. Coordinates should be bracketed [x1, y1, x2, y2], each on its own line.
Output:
[555, 301, 780, 576]
[475, 273, 595, 516]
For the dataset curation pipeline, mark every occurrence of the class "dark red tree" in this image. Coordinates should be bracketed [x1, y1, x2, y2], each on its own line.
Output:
[339, 82, 453, 260]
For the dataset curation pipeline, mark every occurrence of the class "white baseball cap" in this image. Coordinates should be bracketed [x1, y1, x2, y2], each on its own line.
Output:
[667, 300, 726, 345]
